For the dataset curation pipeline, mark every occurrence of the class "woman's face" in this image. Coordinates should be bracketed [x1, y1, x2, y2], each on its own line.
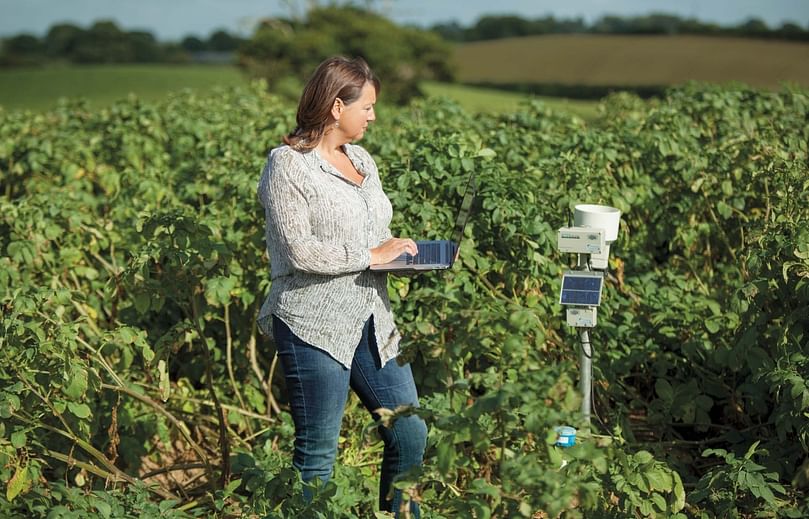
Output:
[336, 82, 377, 141]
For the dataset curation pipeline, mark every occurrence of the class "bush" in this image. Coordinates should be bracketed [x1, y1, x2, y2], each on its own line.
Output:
[238, 6, 455, 104]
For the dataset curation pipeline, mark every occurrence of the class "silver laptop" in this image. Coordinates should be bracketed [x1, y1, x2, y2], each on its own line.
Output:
[370, 172, 477, 273]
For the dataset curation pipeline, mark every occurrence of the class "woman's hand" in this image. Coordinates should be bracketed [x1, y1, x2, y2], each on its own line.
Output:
[370, 238, 418, 265]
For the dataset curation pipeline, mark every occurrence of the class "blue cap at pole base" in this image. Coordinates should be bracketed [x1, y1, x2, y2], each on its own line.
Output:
[554, 425, 577, 447]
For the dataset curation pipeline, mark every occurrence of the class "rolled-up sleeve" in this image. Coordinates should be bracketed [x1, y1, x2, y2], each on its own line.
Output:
[260, 149, 371, 275]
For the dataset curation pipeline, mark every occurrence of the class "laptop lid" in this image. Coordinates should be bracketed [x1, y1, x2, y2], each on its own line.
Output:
[450, 169, 478, 247]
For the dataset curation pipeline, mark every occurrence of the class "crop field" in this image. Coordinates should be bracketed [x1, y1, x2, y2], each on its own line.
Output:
[0, 64, 246, 112]
[421, 80, 598, 119]
[454, 34, 809, 89]
[1, 76, 808, 516]
[0, 79, 809, 519]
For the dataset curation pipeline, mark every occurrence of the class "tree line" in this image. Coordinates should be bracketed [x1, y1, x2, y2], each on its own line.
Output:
[432, 12, 809, 42]
[0, 20, 246, 67]
[4, 10, 806, 69]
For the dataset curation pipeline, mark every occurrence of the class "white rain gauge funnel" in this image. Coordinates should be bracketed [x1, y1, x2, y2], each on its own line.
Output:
[574, 204, 621, 269]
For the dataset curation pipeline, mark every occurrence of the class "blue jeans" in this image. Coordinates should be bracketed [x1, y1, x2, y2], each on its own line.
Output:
[272, 315, 427, 518]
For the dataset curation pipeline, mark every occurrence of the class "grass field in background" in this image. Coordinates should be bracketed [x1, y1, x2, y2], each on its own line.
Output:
[0, 64, 246, 112]
[0, 64, 597, 119]
[455, 34, 809, 90]
[421, 81, 598, 119]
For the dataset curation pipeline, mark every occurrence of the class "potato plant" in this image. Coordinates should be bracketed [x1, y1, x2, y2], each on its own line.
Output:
[1, 81, 807, 517]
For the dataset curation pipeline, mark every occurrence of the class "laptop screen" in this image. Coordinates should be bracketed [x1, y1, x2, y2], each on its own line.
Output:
[451, 170, 478, 247]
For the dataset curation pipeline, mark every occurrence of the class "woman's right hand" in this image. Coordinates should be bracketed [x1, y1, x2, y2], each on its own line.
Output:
[370, 237, 418, 265]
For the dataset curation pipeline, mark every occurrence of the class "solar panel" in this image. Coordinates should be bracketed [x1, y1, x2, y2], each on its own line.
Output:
[559, 271, 604, 306]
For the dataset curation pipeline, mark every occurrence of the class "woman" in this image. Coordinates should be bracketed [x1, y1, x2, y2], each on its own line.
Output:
[256, 56, 427, 517]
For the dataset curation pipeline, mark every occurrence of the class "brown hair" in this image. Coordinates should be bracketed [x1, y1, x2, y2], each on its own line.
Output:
[284, 56, 380, 151]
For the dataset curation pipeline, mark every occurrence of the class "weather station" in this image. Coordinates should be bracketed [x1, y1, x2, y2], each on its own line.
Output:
[554, 204, 622, 446]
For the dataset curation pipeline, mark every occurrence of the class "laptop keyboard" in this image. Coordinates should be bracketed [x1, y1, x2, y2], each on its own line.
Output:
[406, 242, 444, 265]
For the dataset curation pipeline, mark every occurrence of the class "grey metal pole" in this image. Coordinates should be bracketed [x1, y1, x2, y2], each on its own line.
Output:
[577, 252, 593, 427]
[579, 328, 592, 426]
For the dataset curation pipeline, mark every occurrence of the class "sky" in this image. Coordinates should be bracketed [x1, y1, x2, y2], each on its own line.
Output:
[1, 0, 808, 40]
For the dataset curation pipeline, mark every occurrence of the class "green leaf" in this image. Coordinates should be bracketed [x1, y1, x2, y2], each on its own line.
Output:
[655, 379, 673, 401]
[224, 478, 242, 495]
[0, 396, 17, 419]
[749, 481, 777, 504]
[717, 201, 733, 219]
[415, 321, 433, 335]
[91, 498, 112, 518]
[67, 402, 92, 419]
[703, 447, 730, 462]
[53, 399, 67, 414]
[159, 499, 180, 512]
[628, 470, 648, 491]
[133, 292, 151, 314]
[672, 471, 686, 511]
[651, 492, 667, 511]
[6, 464, 28, 501]
[508, 309, 534, 330]
[204, 276, 235, 306]
[461, 157, 474, 172]
[705, 317, 721, 333]
[646, 467, 673, 492]
[10, 430, 26, 449]
[44, 224, 62, 240]
[476, 148, 496, 159]
[136, 330, 155, 365]
[503, 335, 522, 355]
[437, 440, 455, 474]
[634, 450, 654, 465]
[119, 327, 137, 344]
[63, 365, 88, 400]
[744, 440, 761, 460]
[639, 499, 653, 517]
